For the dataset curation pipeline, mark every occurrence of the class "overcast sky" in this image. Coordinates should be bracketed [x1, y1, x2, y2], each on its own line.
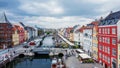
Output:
[0, 0, 120, 28]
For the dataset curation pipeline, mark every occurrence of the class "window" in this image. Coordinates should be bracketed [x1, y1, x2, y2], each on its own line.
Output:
[112, 28, 116, 34]
[105, 46, 107, 53]
[99, 53, 102, 58]
[103, 37, 104, 43]
[103, 54, 104, 60]
[103, 28, 104, 34]
[105, 56, 107, 62]
[99, 37, 102, 42]
[108, 57, 110, 63]
[107, 37, 110, 44]
[108, 47, 110, 54]
[112, 48, 116, 56]
[99, 45, 102, 50]
[105, 28, 107, 34]
[99, 28, 101, 33]
[108, 28, 110, 34]
[112, 38, 116, 45]
[105, 37, 107, 43]
[103, 46, 104, 52]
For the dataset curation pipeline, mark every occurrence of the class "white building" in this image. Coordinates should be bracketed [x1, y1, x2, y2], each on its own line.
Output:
[73, 25, 81, 45]
[79, 26, 85, 47]
[83, 23, 94, 56]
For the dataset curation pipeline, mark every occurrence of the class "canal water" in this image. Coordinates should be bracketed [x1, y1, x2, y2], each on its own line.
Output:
[42, 36, 55, 47]
[4, 36, 54, 68]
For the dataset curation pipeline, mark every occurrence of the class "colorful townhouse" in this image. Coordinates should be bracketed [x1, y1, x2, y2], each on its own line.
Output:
[118, 41, 120, 68]
[14, 25, 25, 44]
[91, 21, 99, 61]
[69, 28, 74, 42]
[79, 25, 85, 48]
[83, 24, 93, 56]
[83, 22, 97, 56]
[19, 22, 36, 41]
[65, 27, 73, 41]
[73, 25, 81, 46]
[98, 11, 120, 68]
[12, 25, 19, 46]
[0, 13, 13, 48]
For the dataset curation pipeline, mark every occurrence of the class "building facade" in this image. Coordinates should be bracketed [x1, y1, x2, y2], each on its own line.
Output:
[0, 13, 13, 48]
[14, 25, 25, 44]
[92, 21, 99, 61]
[79, 26, 85, 47]
[73, 25, 81, 46]
[83, 26, 93, 56]
[12, 25, 19, 46]
[98, 11, 120, 68]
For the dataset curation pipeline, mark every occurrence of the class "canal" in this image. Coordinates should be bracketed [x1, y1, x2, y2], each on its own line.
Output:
[4, 36, 55, 68]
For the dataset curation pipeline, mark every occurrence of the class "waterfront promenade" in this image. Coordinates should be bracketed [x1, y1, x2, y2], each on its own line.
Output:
[65, 56, 104, 68]
[0, 37, 42, 68]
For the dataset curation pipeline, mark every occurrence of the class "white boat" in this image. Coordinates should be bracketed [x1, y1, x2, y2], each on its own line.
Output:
[51, 58, 57, 68]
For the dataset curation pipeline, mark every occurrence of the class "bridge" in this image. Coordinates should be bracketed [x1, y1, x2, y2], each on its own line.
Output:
[33, 48, 50, 54]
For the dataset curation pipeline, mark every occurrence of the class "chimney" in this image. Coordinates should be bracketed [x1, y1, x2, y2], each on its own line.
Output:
[100, 17, 103, 20]
[110, 11, 113, 14]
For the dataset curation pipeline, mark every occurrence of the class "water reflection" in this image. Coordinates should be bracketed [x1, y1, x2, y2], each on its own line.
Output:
[5, 55, 51, 68]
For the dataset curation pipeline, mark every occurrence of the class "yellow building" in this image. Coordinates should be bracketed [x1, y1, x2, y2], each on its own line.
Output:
[118, 42, 120, 68]
[92, 22, 98, 61]
[24, 30, 28, 41]
[12, 26, 19, 46]
[69, 32, 74, 42]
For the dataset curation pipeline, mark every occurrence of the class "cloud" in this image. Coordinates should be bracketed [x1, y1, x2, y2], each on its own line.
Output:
[19, 0, 64, 15]
[21, 16, 93, 28]
[1, 0, 120, 28]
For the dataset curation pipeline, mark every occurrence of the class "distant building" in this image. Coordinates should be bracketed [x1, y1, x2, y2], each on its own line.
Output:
[0, 12, 13, 48]
[65, 27, 73, 41]
[98, 11, 120, 68]
[14, 25, 25, 44]
[79, 25, 85, 47]
[19, 22, 36, 41]
[12, 25, 19, 46]
[73, 25, 81, 46]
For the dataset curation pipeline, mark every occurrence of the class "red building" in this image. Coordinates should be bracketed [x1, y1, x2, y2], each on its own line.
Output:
[14, 25, 25, 44]
[98, 11, 120, 68]
[0, 13, 13, 48]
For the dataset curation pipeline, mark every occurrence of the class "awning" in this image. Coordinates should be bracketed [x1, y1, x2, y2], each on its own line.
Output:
[52, 59, 57, 64]
[58, 34, 74, 46]
[79, 54, 91, 59]
[76, 49, 84, 53]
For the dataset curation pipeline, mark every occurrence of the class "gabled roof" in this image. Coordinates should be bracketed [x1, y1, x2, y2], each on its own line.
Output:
[105, 11, 120, 20]
[85, 20, 99, 29]
[99, 11, 120, 26]
[79, 25, 85, 33]
[25, 26, 36, 31]
[0, 12, 10, 23]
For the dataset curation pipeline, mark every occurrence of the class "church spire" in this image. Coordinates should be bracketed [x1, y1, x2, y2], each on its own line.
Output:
[0, 12, 10, 23]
